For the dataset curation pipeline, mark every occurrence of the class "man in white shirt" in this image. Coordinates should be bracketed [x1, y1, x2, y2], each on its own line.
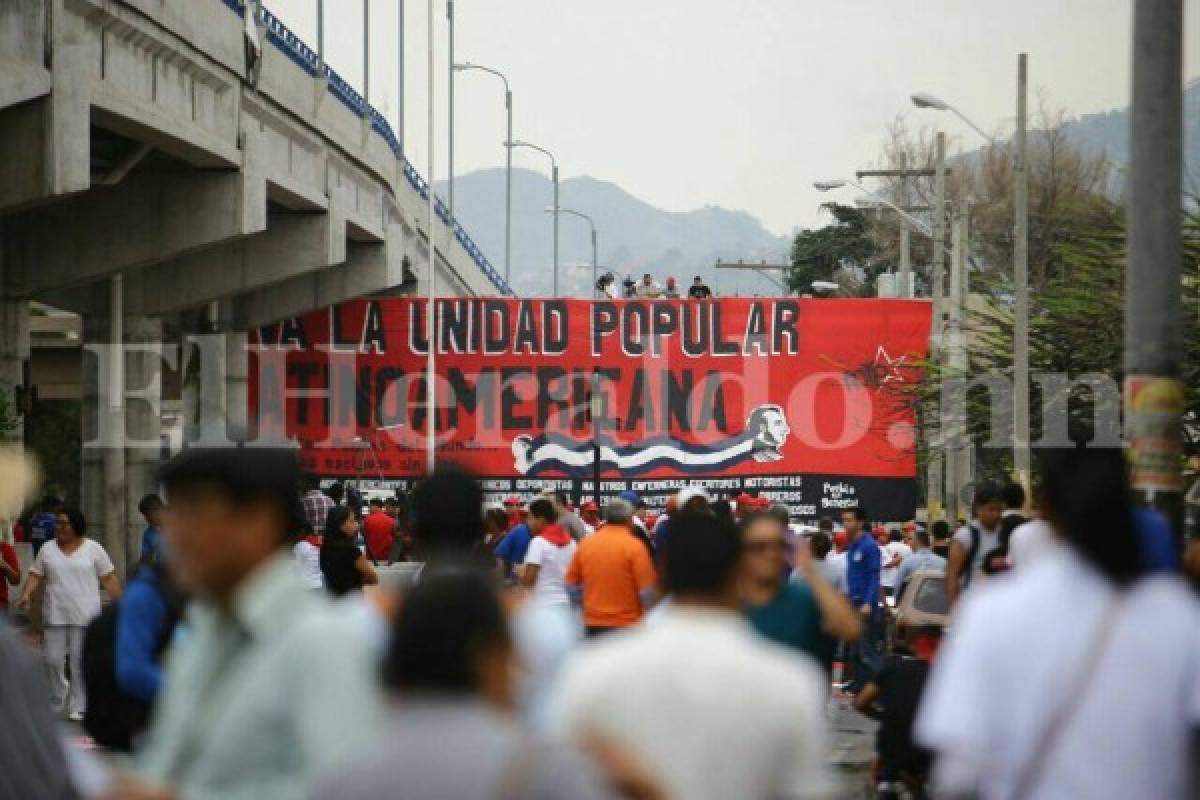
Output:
[634, 272, 662, 298]
[946, 483, 1005, 608]
[549, 510, 836, 800]
[881, 529, 913, 597]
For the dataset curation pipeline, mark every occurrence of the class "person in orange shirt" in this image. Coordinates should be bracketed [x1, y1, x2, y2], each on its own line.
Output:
[565, 498, 657, 637]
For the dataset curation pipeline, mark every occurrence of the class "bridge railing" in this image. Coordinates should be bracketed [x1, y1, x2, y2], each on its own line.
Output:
[222, 0, 513, 297]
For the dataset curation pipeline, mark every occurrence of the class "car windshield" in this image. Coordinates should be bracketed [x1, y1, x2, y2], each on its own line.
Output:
[913, 576, 949, 615]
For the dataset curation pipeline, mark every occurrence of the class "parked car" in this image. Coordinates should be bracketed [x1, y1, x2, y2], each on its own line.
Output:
[888, 569, 948, 649]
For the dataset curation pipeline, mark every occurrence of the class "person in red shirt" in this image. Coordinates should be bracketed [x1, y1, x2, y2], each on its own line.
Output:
[0, 539, 19, 609]
[361, 498, 395, 565]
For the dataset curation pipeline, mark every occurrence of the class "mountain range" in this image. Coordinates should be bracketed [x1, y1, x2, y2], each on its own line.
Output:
[437, 170, 789, 298]
[1063, 77, 1199, 189]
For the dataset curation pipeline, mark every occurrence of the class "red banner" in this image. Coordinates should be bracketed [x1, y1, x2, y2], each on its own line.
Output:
[250, 297, 931, 520]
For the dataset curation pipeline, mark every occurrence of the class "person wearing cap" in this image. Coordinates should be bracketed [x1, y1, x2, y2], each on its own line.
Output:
[502, 495, 523, 528]
[494, 503, 534, 584]
[564, 498, 657, 637]
[688, 275, 713, 299]
[116, 447, 384, 800]
[616, 490, 655, 556]
[663, 276, 680, 298]
[579, 500, 601, 535]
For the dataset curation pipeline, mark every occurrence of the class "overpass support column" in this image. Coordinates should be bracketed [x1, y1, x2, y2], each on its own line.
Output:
[123, 313, 163, 574]
[216, 300, 249, 445]
[81, 312, 127, 577]
[0, 272, 30, 445]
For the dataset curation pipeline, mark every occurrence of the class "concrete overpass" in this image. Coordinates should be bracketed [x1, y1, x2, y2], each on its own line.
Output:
[0, 0, 511, 576]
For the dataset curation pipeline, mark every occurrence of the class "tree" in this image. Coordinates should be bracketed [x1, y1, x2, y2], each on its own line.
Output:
[786, 203, 878, 294]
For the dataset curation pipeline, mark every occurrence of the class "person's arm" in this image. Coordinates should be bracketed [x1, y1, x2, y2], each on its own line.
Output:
[0, 544, 19, 585]
[355, 554, 379, 586]
[632, 546, 657, 610]
[14, 572, 42, 609]
[795, 546, 860, 641]
[895, 560, 913, 600]
[564, 549, 583, 607]
[494, 533, 514, 573]
[946, 539, 967, 608]
[864, 546, 883, 609]
[115, 583, 167, 703]
[101, 572, 123, 601]
[520, 563, 541, 590]
[852, 681, 882, 720]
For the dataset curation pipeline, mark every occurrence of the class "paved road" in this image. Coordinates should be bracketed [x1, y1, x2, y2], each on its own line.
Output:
[828, 692, 878, 798]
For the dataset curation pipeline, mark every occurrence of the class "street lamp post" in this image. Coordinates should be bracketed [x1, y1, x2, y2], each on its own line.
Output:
[550, 207, 598, 295]
[316, 0, 324, 64]
[1012, 54, 1031, 495]
[509, 140, 559, 296]
[813, 179, 933, 237]
[912, 69, 1032, 498]
[424, 0, 436, 473]
[446, 0, 455, 216]
[362, 0, 370, 102]
[454, 63, 513, 285]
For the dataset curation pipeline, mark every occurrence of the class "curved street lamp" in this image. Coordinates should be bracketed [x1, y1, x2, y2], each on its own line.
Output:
[813, 178, 933, 237]
[508, 139, 559, 295]
[454, 62, 513, 285]
[547, 206, 597, 296]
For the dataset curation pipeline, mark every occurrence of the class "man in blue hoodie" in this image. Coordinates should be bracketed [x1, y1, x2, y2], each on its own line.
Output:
[842, 506, 882, 693]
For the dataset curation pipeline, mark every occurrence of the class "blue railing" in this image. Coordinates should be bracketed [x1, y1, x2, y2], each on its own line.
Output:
[224, 1, 513, 296]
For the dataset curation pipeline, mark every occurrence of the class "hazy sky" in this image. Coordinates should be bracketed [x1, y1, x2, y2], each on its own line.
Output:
[268, 0, 1199, 236]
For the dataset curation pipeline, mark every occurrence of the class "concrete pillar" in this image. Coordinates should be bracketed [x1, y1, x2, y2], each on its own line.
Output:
[81, 278, 138, 580]
[216, 299, 248, 444]
[80, 316, 111, 567]
[0, 296, 30, 445]
[124, 314, 163, 575]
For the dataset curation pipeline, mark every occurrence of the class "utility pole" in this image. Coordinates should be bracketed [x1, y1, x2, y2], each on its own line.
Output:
[425, 0, 437, 473]
[447, 0, 455, 217]
[927, 131, 947, 520]
[897, 152, 911, 298]
[362, 0, 370, 102]
[316, 0, 324, 65]
[504, 89, 512, 286]
[552, 164, 560, 296]
[945, 204, 971, 524]
[397, 0, 404, 147]
[854, 165, 944, 298]
[1125, 0, 1185, 536]
[1012, 53, 1031, 499]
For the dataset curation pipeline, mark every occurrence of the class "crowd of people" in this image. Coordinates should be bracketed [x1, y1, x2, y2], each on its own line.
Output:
[0, 444, 1197, 799]
[596, 272, 714, 300]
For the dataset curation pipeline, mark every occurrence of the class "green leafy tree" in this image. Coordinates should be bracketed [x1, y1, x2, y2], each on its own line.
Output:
[787, 203, 878, 294]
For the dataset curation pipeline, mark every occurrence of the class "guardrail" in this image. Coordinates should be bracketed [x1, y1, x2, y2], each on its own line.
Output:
[222, 0, 513, 296]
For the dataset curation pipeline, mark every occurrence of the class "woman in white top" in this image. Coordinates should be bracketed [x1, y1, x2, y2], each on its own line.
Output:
[916, 447, 1200, 800]
[520, 498, 577, 607]
[293, 523, 324, 591]
[16, 507, 121, 720]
